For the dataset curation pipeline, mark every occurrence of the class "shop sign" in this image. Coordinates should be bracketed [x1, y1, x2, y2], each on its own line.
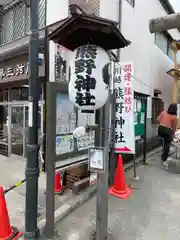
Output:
[0, 54, 44, 80]
[0, 63, 29, 79]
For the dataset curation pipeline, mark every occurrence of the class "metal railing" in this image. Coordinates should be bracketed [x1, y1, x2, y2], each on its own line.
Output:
[0, 0, 45, 46]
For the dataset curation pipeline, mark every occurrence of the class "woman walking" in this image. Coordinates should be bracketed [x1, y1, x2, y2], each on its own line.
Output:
[157, 103, 178, 162]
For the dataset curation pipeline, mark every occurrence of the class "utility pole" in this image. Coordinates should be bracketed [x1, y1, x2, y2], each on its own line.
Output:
[93, 92, 110, 240]
[24, 0, 40, 238]
[149, 13, 180, 33]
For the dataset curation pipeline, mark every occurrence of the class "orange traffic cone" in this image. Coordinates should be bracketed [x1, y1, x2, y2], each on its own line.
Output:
[54, 171, 63, 194]
[0, 185, 22, 239]
[109, 155, 132, 199]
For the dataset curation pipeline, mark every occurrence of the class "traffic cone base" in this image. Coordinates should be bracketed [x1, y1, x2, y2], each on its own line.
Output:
[13, 231, 23, 239]
[1, 227, 23, 240]
[108, 185, 132, 199]
[54, 187, 64, 194]
[54, 171, 64, 195]
[108, 154, 132, 199]
[0, 184, 23, 240]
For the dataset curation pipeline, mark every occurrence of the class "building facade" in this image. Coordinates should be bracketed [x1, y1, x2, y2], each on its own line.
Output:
[100, 0, 180, 143]
[47, 0, 180, 150]
[0, 0, 179, 157]
[0, 0, 46, 156]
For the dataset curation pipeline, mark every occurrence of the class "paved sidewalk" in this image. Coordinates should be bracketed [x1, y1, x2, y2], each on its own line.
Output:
[54, 152, 180, 240]
[0, 154, 47, 229]
[0, 154, 71, 231]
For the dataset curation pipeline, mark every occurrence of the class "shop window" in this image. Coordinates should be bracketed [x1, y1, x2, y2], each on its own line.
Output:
[152, 98, 164, 124]
[10, 85, 43, 101]
[10, 88, 21, 101]
[0, 90, 8, 102]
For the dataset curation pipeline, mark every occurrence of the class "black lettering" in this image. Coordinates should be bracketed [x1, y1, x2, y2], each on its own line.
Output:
[115, 131, 125, 143]
[75, 45, 97, 59]
[115, 75, 121, 83]
[116, 102, 124, 114]
[75, 59, 96, 75]
[115, 116, 125, 129]
[86, 59, 96, 75]
[75, 92, 95, 106]
[75, 75, 96, 92]
[115, 87, 124, 99]
[75, 59, 85, 74]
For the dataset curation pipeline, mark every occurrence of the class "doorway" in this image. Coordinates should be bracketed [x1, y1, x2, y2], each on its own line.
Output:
[0, 101, 44, 157]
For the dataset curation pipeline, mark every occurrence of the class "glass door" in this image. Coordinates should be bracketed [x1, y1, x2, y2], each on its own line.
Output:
[11, 105, 24, 156]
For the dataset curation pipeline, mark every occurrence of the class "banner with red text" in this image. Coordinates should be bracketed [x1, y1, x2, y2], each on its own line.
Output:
[114, 61, 135, 154]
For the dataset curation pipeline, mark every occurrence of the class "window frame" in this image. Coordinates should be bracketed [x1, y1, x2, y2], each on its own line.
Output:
[151, 97, 164, 124]
[167, 38, 174, 61]
[154, 31, 173, 61]
[0, 0, 45, 46]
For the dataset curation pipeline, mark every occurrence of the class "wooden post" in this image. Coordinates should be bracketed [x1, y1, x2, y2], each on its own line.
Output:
[173, 77, 178, 103]
[173, 49, 178, 103]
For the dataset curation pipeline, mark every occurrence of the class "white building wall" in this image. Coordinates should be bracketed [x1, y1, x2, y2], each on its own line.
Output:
[46, 0, 180, 138]
[99, 0, 180, 119]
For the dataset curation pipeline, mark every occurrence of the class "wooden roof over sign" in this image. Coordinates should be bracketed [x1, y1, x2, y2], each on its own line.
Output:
[48, 4, 131, 51]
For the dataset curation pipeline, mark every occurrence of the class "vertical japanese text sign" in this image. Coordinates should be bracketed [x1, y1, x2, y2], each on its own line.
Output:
[114, 62, 135, 154]
[69, 44, 110, 112]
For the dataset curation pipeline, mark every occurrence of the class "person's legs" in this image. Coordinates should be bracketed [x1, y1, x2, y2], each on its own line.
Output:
[158, 126, 166, 161]
[162, 139, 171, 162]
[163, 128, 173, 161]
[160, 138, 165, 160]
[158, 126, 173, 162]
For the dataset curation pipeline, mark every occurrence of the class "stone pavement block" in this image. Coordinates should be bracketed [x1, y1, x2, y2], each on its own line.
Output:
[164, 157, 180, 174]
[53, 155, 180, 240]
[5, 189, 25, 230]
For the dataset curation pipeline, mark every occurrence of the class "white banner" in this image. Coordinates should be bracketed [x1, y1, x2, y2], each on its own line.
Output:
[114, 62, 135, 154]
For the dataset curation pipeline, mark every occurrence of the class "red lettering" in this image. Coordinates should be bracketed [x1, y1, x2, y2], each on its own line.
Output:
[124, 87, 132, 95]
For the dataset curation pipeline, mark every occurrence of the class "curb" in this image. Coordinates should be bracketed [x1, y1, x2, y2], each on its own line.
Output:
[38, 147, 162, 236]
[38, 184, 97, 235]
[124, 147, 162, 172]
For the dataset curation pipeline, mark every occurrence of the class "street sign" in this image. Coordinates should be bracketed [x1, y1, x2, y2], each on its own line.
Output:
[88, 147, 105, 173]
[114, 61, 135, 154]
[68, 44, 110, 112]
